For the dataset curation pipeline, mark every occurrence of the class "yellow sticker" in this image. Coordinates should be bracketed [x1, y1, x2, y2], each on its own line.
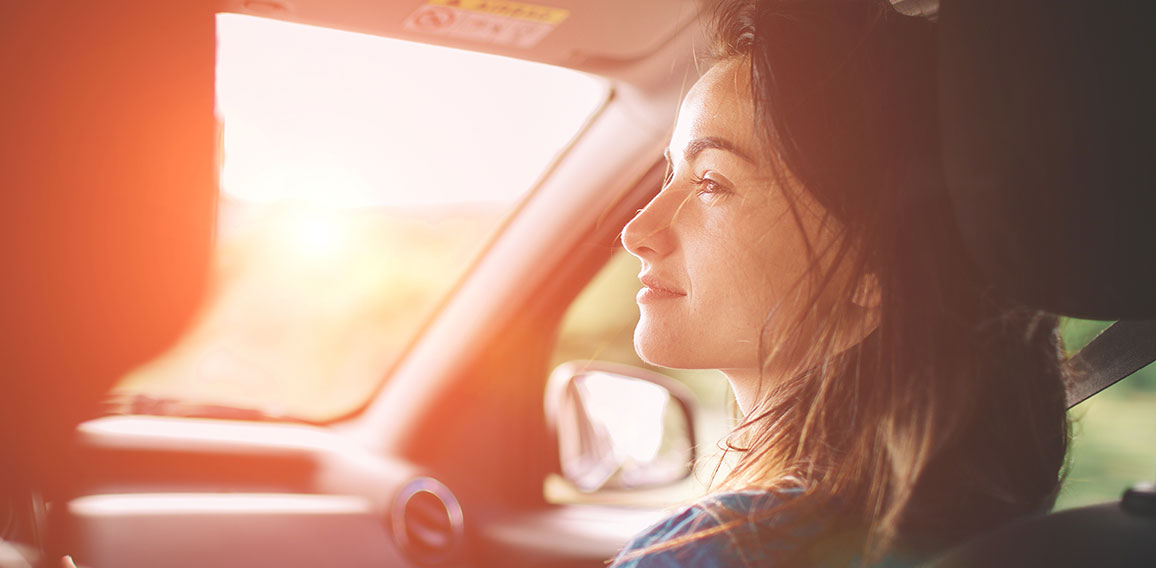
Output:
[427, 0, 569, 25]
[404, 0, 569, 48]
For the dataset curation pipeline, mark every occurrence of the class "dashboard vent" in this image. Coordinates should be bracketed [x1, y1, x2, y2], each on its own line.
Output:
[391, 477, 464, 564]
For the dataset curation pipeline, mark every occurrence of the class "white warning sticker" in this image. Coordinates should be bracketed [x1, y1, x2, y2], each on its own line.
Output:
[402, 0, 570, 49]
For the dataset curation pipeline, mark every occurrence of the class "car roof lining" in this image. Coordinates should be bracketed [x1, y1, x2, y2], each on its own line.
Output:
[216, 0, 705, 73]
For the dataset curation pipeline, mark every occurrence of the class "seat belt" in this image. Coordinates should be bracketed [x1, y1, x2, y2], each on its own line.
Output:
[1064, 320, 1156, 408]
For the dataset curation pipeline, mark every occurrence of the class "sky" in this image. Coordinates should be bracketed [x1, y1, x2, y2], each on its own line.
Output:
[215, 13, 606, 208]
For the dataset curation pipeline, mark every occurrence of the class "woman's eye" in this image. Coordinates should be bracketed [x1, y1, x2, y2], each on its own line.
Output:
[693, 173, 730, 199]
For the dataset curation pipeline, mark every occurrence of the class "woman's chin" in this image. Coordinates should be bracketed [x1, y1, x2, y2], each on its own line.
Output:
[632, 333, 696, 369]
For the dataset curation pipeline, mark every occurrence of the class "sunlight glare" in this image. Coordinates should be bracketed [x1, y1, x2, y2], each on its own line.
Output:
[289, 212, 347, 259]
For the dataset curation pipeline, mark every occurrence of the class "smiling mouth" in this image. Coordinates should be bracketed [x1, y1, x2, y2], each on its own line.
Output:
[638, 273, 686, 303]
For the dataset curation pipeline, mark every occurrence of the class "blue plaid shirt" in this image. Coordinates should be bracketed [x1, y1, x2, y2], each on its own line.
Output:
[610, 490, 913, 568]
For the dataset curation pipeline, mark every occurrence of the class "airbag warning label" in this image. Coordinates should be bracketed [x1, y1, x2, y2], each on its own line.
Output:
[403, 0, 570, 48]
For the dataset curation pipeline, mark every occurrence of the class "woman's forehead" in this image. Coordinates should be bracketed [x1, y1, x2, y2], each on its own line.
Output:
[669, 59, 761, 164]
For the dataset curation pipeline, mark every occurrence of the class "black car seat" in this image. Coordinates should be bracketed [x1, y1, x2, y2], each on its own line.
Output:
[0, 1, 217, 562]
[929, 0, 1156, 565]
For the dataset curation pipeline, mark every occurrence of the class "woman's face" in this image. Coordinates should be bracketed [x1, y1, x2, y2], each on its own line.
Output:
[622, 58, 836, 394]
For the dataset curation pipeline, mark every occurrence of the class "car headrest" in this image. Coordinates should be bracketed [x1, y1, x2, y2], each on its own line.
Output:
[938, 0, 1156, 320]
[0, 2, 217, 490]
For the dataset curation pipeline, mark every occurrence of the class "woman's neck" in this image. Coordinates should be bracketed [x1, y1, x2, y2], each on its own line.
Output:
[722, 368, 764, 416]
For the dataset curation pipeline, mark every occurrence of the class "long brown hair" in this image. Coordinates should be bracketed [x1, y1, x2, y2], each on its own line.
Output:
[637, 0, 1069, 564]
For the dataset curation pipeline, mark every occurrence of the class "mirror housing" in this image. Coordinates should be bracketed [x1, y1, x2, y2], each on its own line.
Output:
[545, 362, 697, 493]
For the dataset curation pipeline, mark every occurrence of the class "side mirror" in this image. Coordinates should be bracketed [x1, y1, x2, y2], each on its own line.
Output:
[545, 362, 697, 493]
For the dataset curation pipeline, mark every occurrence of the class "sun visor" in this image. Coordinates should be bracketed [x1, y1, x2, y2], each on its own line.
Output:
[937, 0, 1156, 319]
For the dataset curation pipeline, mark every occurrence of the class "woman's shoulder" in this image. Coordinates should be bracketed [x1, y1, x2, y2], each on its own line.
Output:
[609, 489, 802, 568]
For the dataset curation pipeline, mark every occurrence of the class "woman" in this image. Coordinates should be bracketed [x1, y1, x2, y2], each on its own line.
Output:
[612, 0, 1068, 566]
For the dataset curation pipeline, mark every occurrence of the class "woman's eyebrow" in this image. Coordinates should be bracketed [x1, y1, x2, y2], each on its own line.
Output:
[664, 137, 755, 167]
[684, 136, 755, 164]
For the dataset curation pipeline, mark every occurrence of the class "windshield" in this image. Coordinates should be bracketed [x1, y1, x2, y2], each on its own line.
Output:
[111, 13, 607, 422]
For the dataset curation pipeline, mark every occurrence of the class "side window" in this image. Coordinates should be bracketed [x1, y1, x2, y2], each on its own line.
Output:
[1056, 319, 1156, 509]
[545, 246, 732, 506]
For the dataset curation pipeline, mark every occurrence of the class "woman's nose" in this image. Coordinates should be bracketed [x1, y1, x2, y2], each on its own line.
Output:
[622, 189, 677, 260]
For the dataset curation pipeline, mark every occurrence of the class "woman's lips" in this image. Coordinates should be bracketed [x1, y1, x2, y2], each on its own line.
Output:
[638, 273, 686, 303]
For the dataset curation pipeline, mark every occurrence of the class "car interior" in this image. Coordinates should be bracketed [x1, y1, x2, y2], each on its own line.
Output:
[1, 0, 1153, 567]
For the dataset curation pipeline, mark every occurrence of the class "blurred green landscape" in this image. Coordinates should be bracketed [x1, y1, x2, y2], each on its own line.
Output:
[1054, 318, 1156, 509]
